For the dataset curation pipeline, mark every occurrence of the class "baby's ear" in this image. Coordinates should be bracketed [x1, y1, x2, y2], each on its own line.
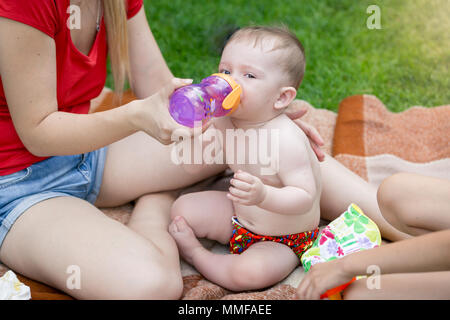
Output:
[274, 87, 297, 110]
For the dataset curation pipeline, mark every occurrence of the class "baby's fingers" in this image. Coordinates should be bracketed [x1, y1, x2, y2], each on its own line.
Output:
[228, 187, 249, 199]
[233, 170, 255, 184]
[230, 178, 251, 192]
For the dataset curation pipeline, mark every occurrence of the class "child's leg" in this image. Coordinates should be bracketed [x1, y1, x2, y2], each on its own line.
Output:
[377, 173, 450, 237]
[169, 216, 299, 291]
[343, 271, 450, 300]
[170, 190, 235, 245]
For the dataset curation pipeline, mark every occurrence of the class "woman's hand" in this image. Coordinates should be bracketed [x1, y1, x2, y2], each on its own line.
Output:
[285, 102, 325, 162]
[128, 77, 204, 145]
[295, 259, 354, 300]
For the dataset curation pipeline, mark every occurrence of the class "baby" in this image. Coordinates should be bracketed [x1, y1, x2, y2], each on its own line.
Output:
[169, 26, 322, 291]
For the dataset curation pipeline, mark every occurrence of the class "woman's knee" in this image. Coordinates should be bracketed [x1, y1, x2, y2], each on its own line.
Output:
[376, 172, 428, 238]
[377, 173, 412, 207]
[128, 265, 183, 300]
[377, 173, 414, 219]
[103, 255, 183, 300]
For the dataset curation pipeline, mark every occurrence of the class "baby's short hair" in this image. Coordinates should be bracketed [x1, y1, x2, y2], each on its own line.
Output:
[225, 25, 306, 89]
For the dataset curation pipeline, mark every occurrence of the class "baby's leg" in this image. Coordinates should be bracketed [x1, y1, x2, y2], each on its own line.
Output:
[169, 217, 299, 291]
[170, 191, 235, 265]
[170, 190, 234, 244]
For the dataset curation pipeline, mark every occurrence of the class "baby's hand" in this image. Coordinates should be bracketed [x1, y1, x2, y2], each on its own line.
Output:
[227, 170, 267, 206]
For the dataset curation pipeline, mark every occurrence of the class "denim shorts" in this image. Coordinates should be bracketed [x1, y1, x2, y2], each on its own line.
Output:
[0, 147, 108, 250]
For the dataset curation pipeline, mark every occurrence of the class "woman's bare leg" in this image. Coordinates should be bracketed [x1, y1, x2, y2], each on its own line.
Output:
[319, 154, 410, 241]
[126, 191, 182, 277]
[0, 196, 183, 299]
[344, 271, 450, 300]
[95, 131, 227, 207]
[377, 173, 450, 237]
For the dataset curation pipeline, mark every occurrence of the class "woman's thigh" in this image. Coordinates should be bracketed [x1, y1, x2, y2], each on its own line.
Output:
[0, 196, 182, 299]
[319, 154, 410, 241]
[95, 131, 228, 207]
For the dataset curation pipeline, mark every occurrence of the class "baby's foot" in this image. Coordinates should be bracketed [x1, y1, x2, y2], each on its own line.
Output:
[169, 216, 204, 265]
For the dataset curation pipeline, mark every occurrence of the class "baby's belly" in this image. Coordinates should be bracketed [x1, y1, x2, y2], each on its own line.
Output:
[234, 200, 320, 236]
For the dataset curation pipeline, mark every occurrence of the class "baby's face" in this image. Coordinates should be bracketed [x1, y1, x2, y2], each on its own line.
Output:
[218, 39, 289, 122]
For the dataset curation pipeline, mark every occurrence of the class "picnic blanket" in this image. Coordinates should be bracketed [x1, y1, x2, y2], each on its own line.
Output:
[333, 95, 450, 185]
[0, 91, 448, 300]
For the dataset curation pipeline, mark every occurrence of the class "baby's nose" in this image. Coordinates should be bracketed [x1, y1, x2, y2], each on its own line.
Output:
[230, 75, 243, 89]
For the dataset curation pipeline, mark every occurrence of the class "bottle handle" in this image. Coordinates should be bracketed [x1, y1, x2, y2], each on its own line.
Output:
[222, 85, 242, 113]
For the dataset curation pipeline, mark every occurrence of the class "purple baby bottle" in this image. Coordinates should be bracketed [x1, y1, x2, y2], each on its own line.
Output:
[169, 73, 242, 127]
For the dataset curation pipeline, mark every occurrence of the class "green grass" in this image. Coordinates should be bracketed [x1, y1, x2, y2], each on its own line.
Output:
[106, 0, 450, 112]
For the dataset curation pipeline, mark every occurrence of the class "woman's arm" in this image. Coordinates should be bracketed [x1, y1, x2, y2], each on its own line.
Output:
[125, 6, 328, 164]
[127, 6, 174, 98]
[0, 18, 191, 156]
[296, 229, 450, 299]
[341, 229, 450, 275]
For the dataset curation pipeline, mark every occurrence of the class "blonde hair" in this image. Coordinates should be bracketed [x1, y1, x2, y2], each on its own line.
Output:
[102, 0, 131, 106]
[225, 25, 306, 89]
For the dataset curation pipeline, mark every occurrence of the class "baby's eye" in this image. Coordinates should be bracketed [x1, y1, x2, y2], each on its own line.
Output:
[220, 70, 231, 75]
[245, 73, 256, 79]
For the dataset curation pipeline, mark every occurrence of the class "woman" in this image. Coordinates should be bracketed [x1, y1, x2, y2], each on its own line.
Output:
[0, 0, 407, 299]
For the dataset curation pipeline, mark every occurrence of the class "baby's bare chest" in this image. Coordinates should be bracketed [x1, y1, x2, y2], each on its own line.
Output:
[212, 120, 282, 180]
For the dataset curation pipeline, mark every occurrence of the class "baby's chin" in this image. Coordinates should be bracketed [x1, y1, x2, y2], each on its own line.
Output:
[228, 113, 275, 127]
[228, 104, 244, 118]
[229, 104, 277, 122]
[228, 108, 253, 122]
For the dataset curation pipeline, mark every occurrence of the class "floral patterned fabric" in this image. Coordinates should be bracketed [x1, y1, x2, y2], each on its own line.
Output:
[229, 216, 319, 260]
[301, 203, 381, 272]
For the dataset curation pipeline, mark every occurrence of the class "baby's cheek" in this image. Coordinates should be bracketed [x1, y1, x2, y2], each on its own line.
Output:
[237, 93, 246, 108]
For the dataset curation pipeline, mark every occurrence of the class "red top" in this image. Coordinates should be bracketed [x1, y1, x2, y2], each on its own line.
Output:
[0, 0, 143, 175]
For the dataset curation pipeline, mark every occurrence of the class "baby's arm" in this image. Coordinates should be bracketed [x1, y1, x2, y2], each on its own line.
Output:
[228, 133, 317, 215]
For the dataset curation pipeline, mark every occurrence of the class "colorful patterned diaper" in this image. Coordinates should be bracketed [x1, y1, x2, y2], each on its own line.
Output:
[301, 203, 381, 273]
[229, 216, 319, 260]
